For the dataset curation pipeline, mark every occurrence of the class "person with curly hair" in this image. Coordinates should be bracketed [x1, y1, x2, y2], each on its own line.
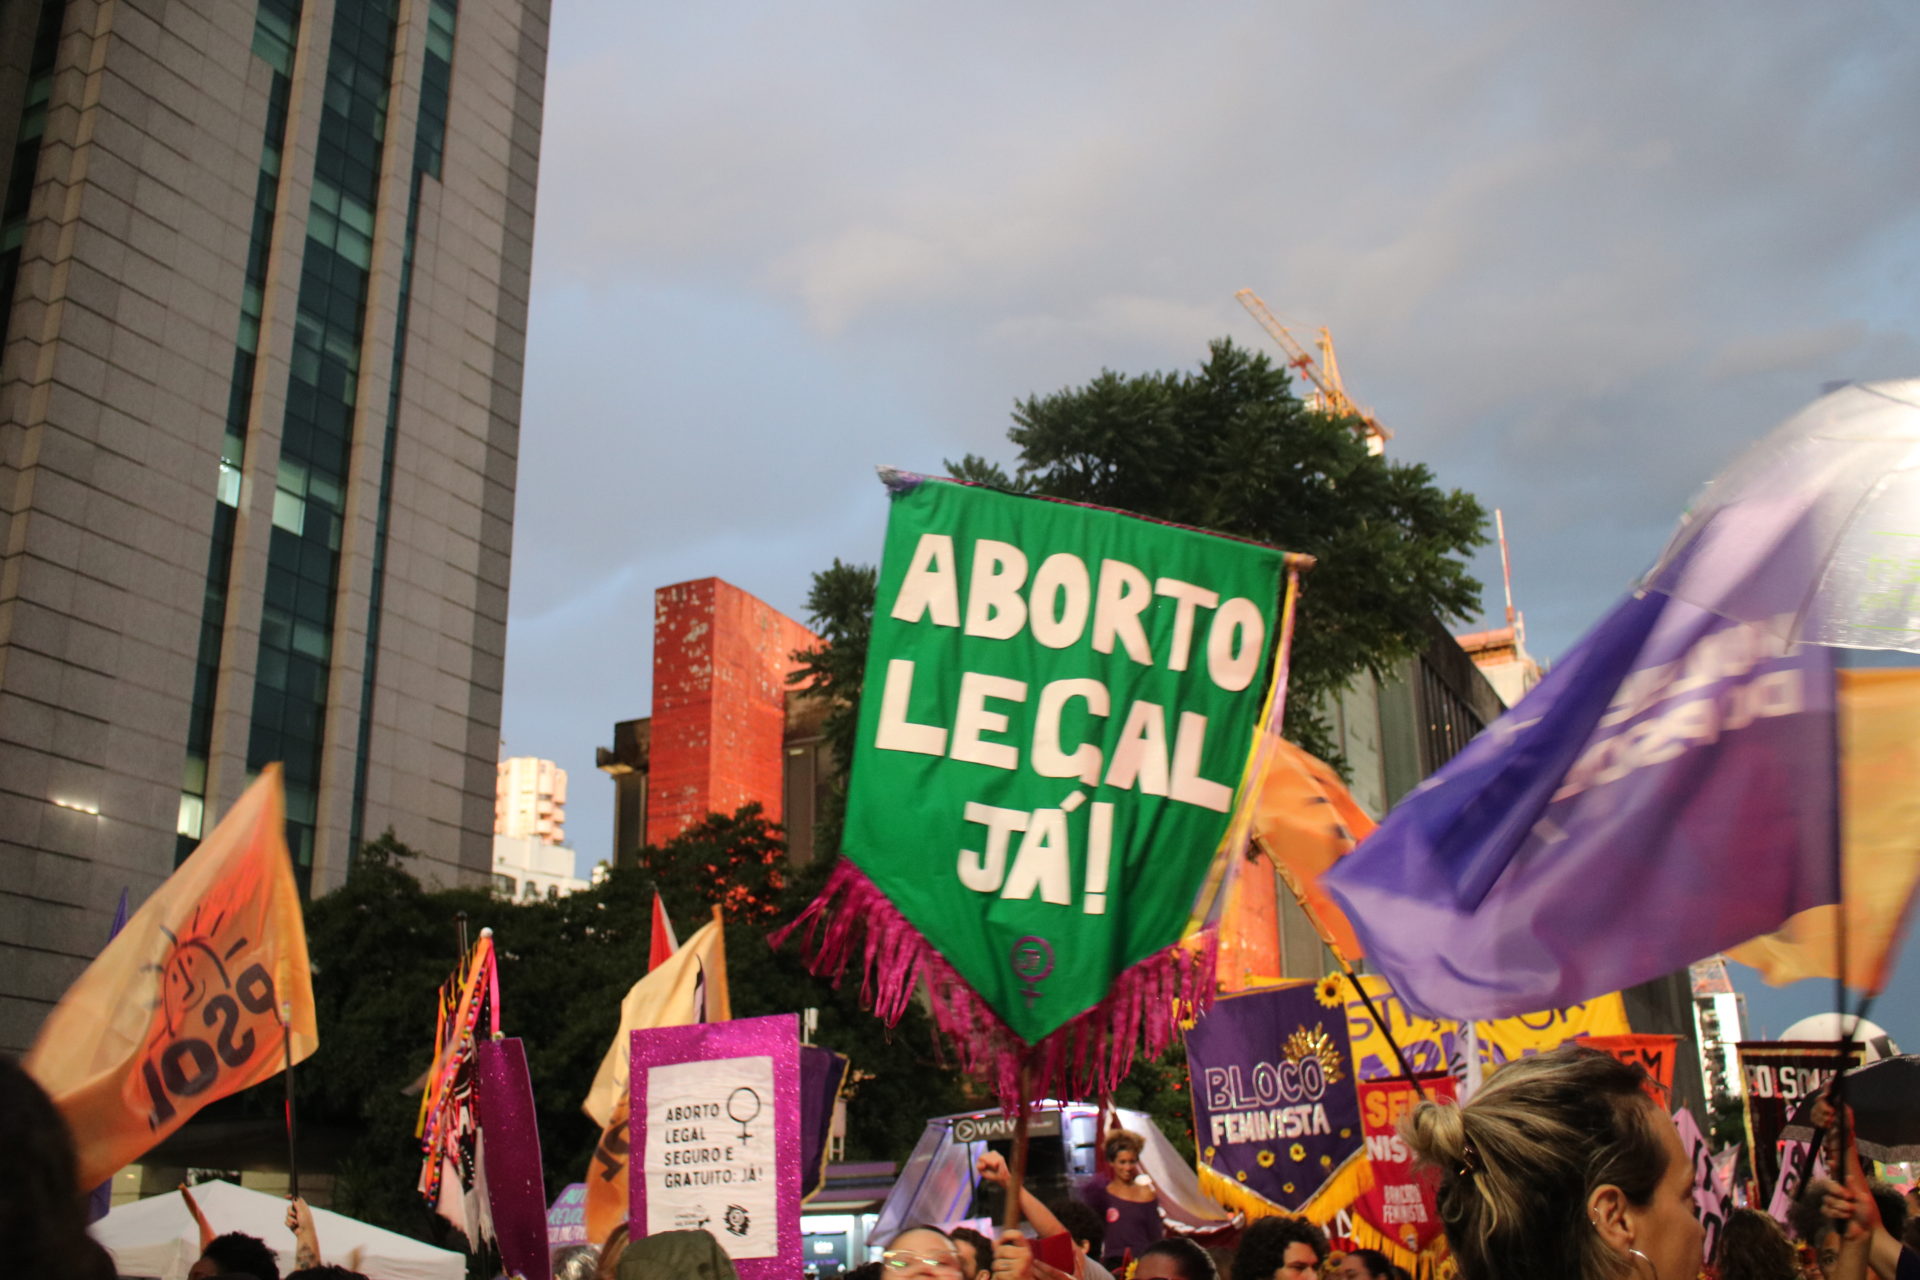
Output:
[1080, 1129, 1214, 1269]
[1334, 1246, 1390, 1280]
[1714, 1208, 1798, 1280]
[950, 1224, 993, 1280]
[1134, 1236, 1217, 1280]
[189, 1231, 280, 1280]
[1229, 1217, 1326, 1279]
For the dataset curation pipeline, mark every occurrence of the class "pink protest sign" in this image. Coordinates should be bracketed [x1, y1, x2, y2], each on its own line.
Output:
[630, 1014, 802, 1278]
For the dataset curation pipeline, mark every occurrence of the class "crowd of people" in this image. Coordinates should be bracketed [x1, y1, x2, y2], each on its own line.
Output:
[9, 1045, 1918, 1280]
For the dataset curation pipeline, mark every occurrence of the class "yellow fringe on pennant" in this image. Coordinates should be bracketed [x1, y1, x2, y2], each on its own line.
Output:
[1344, 1210, 1453, 1280]
[1195, 1148, 1373, 1226]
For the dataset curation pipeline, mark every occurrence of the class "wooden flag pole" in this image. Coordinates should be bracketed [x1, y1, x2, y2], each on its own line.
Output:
[282, 1002, 300, 1200]
[1003, 1060, 1034, 1234]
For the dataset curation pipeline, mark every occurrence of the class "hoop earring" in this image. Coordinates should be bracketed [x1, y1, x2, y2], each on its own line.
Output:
[1628, 1246, 1659, 1280]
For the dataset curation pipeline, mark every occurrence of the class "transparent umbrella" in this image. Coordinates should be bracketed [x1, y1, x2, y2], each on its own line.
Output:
[1647, 380, 1920, 1174]
[1645, 379, 1920, 652]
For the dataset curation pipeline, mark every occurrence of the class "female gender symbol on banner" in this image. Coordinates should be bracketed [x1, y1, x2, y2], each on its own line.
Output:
[1012, 937, 1054, 1008]
[728, 1086, 762, 1142]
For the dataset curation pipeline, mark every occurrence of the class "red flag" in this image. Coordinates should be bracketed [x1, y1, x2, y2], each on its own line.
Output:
[1356, 1075, 1456, 1267]
[648, 892, 679, 972]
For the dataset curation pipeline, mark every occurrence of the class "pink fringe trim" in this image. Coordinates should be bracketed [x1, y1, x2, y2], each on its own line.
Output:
[772, 860, 1216, 1105]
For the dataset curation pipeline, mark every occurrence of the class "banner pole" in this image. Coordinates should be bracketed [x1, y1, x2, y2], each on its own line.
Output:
[1831, 664, 1852, 1180]
[1260, 836, 1429, 1100]
[282, 1002, 300, 1200]
[1003, 1060, 1033, 1234]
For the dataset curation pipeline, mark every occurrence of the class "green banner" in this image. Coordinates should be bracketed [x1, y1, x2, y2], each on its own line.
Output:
[843, 478, 1288, 1042]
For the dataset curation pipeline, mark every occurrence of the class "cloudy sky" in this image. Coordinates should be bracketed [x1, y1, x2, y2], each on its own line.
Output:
[501, 4, 1920, 1043]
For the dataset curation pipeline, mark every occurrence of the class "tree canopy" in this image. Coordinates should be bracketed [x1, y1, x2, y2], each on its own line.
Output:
[295, 818, 969, 1244]
[944, 338, 1488, 760]
[785, 339, 1488, 1151]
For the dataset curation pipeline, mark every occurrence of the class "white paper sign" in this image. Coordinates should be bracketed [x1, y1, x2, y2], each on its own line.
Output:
[642, 1054, 777, 1258]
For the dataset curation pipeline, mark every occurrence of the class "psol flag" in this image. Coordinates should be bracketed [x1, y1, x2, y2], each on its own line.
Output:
[24, 767, 317, 1188]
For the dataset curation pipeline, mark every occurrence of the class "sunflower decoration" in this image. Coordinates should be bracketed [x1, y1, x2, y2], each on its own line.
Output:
[1257, 1149, 1276, 1168]
[1236, 1170, 1248, 1182]
[1320, 1154, 1333, 1169]
[1283, 1182, 1296, 1194]
[1284, 1023, 1347, 1086]
[1289, 1142, 1306, 1163]
[1203, 1145, 1217, 1160]
[1315, 974, 1346, 1008]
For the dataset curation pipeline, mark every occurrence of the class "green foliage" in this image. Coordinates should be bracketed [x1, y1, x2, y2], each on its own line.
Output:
[1112, 1041, 1198, 1166]
[1001, 338, 1487, 760]
[789, 559, 878, 856]
[787, 339, 1488, 1154]
[640, 803, 788, 924]
[301, 817, 970, 1243]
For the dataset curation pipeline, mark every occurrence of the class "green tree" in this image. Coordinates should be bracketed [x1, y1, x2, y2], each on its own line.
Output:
[964, 337, 1487, 760]
[787, 338, 1487, 1145]
[299, 817, 969, 1245]
[787, 559, 876, 855]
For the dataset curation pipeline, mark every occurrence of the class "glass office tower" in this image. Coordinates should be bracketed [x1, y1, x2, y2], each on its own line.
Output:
[0, 0, 549, 1051]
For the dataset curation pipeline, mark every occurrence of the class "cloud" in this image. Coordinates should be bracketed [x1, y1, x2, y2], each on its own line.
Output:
[511, 0, 1920, 859]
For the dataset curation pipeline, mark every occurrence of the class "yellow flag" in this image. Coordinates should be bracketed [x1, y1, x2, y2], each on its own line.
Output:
[581, 907, 730, 1129]
[24, 766, 317, 1188]
[1729, 669, 1920, 992]
[1343, 971, 1630, 1083]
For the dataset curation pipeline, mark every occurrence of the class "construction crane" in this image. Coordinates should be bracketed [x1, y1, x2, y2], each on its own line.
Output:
[1234, 287, 1390, 453]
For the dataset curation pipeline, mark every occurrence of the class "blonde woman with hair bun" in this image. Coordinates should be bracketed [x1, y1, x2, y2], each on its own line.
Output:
[1399, 1044, 1704, 1280]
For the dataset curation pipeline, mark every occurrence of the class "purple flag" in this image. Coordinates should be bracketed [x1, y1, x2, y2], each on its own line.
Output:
[1184, 984, 1362, 1215]
[798, 1046, 848, 1200]
[1322, 589, 1836, 1020]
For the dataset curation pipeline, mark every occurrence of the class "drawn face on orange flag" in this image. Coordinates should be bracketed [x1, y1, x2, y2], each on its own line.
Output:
[24, 767, 317, 1189]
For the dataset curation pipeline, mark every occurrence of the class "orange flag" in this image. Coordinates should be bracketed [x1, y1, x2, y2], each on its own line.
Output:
[1250, 738, 1376, 960]
[1729, 669, 1920, 992]
[24, 766, 318, 1188]
[585, 1095, 633, 1246]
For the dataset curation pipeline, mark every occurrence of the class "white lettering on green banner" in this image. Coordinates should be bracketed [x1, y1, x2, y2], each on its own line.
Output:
[843, 478, 1286, 1041]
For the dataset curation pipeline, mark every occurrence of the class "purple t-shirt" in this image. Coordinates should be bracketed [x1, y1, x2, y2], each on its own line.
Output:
[1080, 1181, 1164, 1263]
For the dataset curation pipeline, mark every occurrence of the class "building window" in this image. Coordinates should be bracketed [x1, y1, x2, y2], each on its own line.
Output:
[1419, 660, 1486, 773]
[247, 0, 402, 892]
[178, 12, 303, 868]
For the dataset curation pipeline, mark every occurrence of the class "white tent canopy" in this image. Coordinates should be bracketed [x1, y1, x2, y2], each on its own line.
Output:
[91, 1180, 464, 1280]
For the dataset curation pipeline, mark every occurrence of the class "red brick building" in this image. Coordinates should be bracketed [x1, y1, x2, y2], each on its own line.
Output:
[597, 578, 831, 864]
